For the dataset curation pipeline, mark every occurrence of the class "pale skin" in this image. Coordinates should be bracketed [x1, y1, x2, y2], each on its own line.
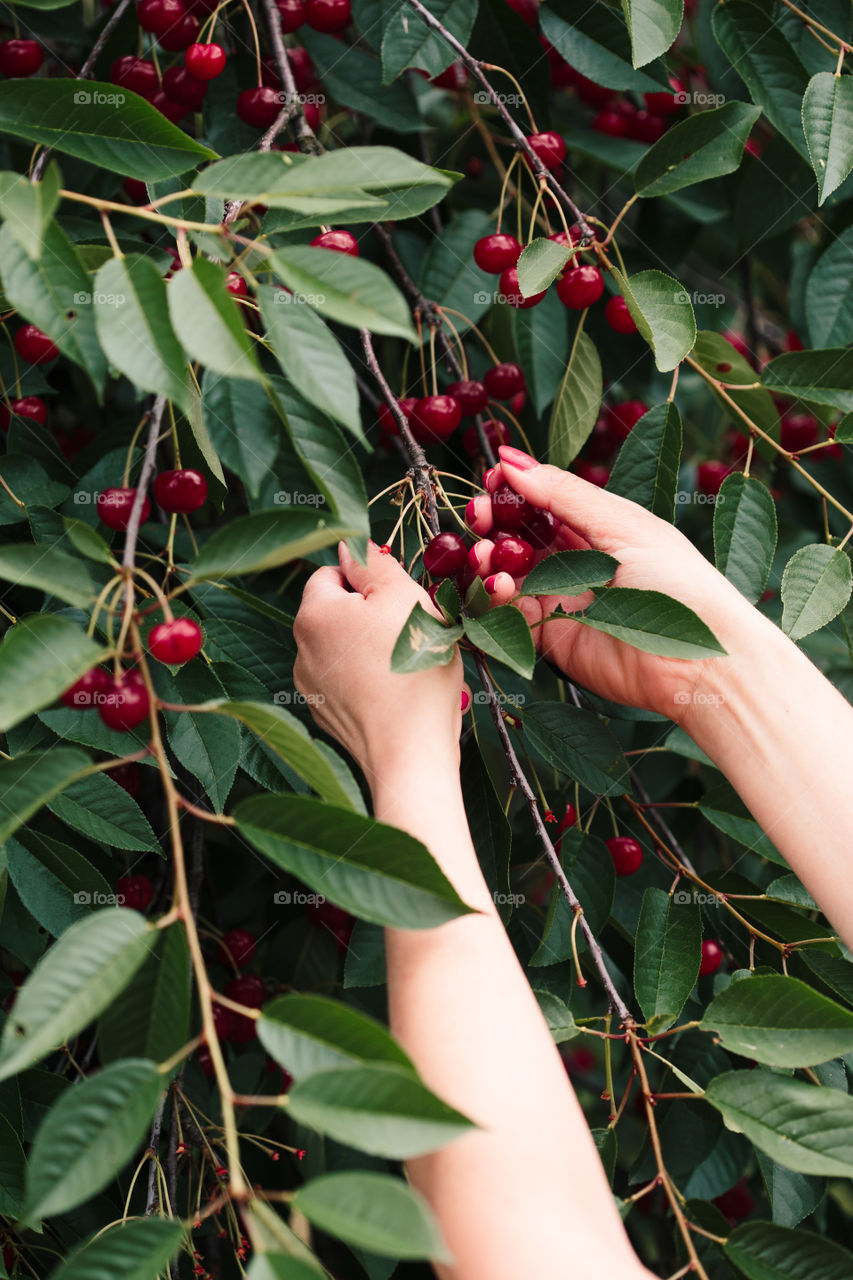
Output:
[293, 444, 853, 1279]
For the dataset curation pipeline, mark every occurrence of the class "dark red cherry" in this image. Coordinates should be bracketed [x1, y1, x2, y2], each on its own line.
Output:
[237, 86, 282, 128]
[287, 46, 316, 91]
[150, 90, 191, 122]
[158, 12, 200, 50]
[491, 534, 534, 577]
[97, 671, 151, 732]
[575, 461, 610, 487]
[0, 396, 47, 431]
[499, 266, 546, 308]
[474, 233, 521, 274]
[430, 60, 467, 91]
[61, 666, 111, 709]
[644, 77, 686, 116]
[606, 836, 643, 876]
[277, 0, 305, 29]
[305, 0, 351, 31]
[148, 617, 204, 665]
[0, 39, 44, 78]
[557, 265, 604, 309]
[378, 396, 416, 437]
[483, 362, 525, 401]
[696, 461, 731, 496]
[423, 531, 468, 578]
[111, 56, 158, 97]
[153, 468, 208, 513]
[136, 0, 187, 34]
[447, 379, 488, 416]
[184, 41, 226, 79]
[492, 481, 532, 529]
[462, 418, 510, 457]
[14, 324, 58, 364]
[526, 130, 566, 170]
[593, 107, 630, 137]
[97, 487, 151, 531]
[699, 939, 724, 976]
[780, 413, 819, 452]
[605, 295, 637, 333]
[606, 400, 648, 440]
[218, 928, 256, 968]
[310, 229, 358, 256]
[411, 395, 462, 443]
[116, 874, 154, 911]
[163, 64, 207, 107]
[521, 507, 559, 549]
[226, 271, 248, 296]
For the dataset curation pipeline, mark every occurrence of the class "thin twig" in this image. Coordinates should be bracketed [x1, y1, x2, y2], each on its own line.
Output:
[123, 396, 166, 572]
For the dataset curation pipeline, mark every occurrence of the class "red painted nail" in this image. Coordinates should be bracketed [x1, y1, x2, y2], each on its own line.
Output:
[461, 689, 471, 712]
[499, 445, 538, 471]
[484, 574, 499, 593]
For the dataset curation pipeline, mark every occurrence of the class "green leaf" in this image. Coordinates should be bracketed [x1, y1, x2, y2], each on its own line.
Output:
[635, 102, 761, 196]
[712, 1, 809, 158]
[293, 1172, 450, 1262]
[419, 209, 495, 331]
[246, 1200, 325, 1271]
[713, 472, 777, 604]
[0, 221, 106, 393]
[516, 237, 571, 297]
[607, 401, 682, 519]
[45, 1218, 183, 1280]
[99, 926, 191, 1065]
[0, 162, 61, 259]
[62, 517, 115, 566]
[0, 1112, 25, 1217]
[382, 0, 477, 82]
[548, 330, 602, 467]
[391, 602, 463, 673]
[0, 909, 152, 1080]
[236, 793, 473, 929]
[761, 348, 853, 413]
[6, 832, 112, 937]
[24, 1059, 163, 1221]
[258, 993, 414, 1079]
[621, 0, 683, 68]
[0, 543, 94, 608]
[705, 1070, 853, 1176]
[209, 700, 361, 811]
[519, 549, 619, 596]
[168, 256, 262, 383]
[725, 1221, 853, 1280]
[693, 330, 779, 456]
[268, 247, 416, 342]
[573, 587, 726, 658]
[201, 371, 281, 500]
[702, 975, 853, 1068]
[0, 616, 105, 732]
[0, 747, 91, 843]
[530, 828, 615, 963]
[287, 1064, 474, 1157]
[781, 544, 852, 640]
[300, 30, 422, 132]
[538, 6, 671, 92]
[534, 990, 579, 1043]
[522, 702, 631, 797]
[805, 228, 853, 347]
[0, 457, 68, 527]
[162, 665, 239, 813]
[259, 286, 360, 438]
[757, 1153, 825, 1229]
[189, 509, 355, 581]
[699, 783, 784, 865]
[610, 268, 696, 372]
[634, 887, 701, 1029]
[94, 255, 192, 411]
[802, 71, 853, 204]
[515, 289, 569, 416]
[247, 1259, 323, 1280]
[462, 606, 535, 678]
[0, 80, 215, 179]
[50, 772, 161, 853]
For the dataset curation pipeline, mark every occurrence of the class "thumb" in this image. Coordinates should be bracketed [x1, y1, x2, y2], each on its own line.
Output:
[338, 540, 415, 599]
[497, 445, 644, 549]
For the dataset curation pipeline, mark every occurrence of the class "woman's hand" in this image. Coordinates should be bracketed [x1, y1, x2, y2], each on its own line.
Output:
[489, 445, 767, 724]
[293, 540, 465, 790]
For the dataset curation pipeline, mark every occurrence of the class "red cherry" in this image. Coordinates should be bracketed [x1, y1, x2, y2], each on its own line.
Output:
[499, 265, 546, 308]
[780, 412, 818, 452]
[606, 399, 648, 440]
[627, 110, 667, 143]
[575, 461, 610, 487]
[287, 46, 316, 91]
[429, 60, 466, 91]
[447, 379, 488, 416]
[605, 295, 637, 334]
[643, 77, 686, 116]
[699, 938, 723, 976]
[162, 64, 207, 107]
[185, 41, 226, 79]
[237, 85, 283, 128]
[97, 487, 151, 531]
[492, 481, 532, 529]
[474, 233, 521, 274]
[462, 418, 510, 456]
[575, 75, 613, 108]
[593, 108, 629, 137]
[148, 617, 204, 665]
[277, 0, 305, 30]
[0, 39, 44, 77]
[305, 0, 351, 30]
[483, 362, 525, 401]
[226, 974, 267, 1007]
[212, 1002, 235, 1041]
[504, 0, 538, 26]
[586, 416, 621, 461]
[606, 836, 643, 876]
[521, 507, 559, 549]
[98, 671, 151, 732]
[411, 395, 462, 443]
[306, 899, 355, 953]
[540, 37, 574, 88]
[424, 531, 468, 578]
[124, 177, 149, 204]
[222, 271, 247, 298]
[14, 324, 58, 365]
[310, 229, 359, 256]
[157, 12, 200, 49]
[466, 156, 484, 179]
[696, 461, 731, 496]
[116, 874, 154, 911]
[555, 801, 577, 852]
[153, 468, 208, 513]
[150, 90, 191, 123]
[303, 101, 322, 130]
[0, 396, 47, 431]
[378, 395, 416, 437]
[526, 130, 566, 170]
[111, 762, 142, 797]
[111, 56, 159, 97]
[219, 928, 256, 968]
[197, 1045, 215, 1075]
[491, 534, 534, 577]
[783, 329, 804, 352]
[721, 329, 754, 365]
[712, 1181, 754, 1225]
[61, 666, 111, 709]
[137, 0, 187, 34]
[557, 265, 604, 310]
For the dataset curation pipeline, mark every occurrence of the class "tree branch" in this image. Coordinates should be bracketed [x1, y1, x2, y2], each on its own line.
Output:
[123, 396, 166, 571]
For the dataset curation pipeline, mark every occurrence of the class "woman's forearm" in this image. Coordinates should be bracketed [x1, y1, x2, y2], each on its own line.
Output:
[372, 755, 650, 1280]
[684, 608, 853, 946]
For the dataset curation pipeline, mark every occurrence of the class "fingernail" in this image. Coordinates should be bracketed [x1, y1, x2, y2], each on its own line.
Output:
[461, 689, 471, 713]
[484, 574, 499, 593]
[499, 445, 538, 471]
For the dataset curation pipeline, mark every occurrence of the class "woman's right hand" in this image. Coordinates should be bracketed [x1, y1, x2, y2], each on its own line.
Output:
[487, 445, 769, 724]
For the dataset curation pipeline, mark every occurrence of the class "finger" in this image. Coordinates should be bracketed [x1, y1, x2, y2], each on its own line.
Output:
[464, 493, 494, 536]
[498, 445, 644, 548]
[484, 571, 517, 605]
[338, 540, 413, 599]
[468, 539, 494, 579]
[298, 564, 349, 606]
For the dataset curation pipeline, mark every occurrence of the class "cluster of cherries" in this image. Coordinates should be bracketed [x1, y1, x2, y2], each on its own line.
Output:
[473, 224, 636, 330]
[378, 362, 525, 454]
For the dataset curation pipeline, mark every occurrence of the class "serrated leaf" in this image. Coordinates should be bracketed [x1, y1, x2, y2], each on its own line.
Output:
[188, 509, 355, 581]
[621, 0, 683, 68]
[161, 665, 239, 813]
[713, 472, 777, 603]
[391, 602, 463, 673]
[45, 1218, 183, 1280]
[781, 543, 852, 640]
[634, 887, 701, 1029]
[258, 993, 414, 1079]
[635, 102, 761, 196]
[0, 162, 61, 260]
[0, 747, 91, 843]
[0, 543, 94, 608]
[269, 247, 416, 342]
[802, 71, 853, 204]
[693, 330, 779, 457]
[607, 401, 682, 519]
[462, 606, 535, 678]
[805, 228, 853, 347]
[382, 0, 477, 82]
[522, 702, 630, 796]
[0, 1112, 25, 1216]
[762, 348, 853, 413]
[538, 6, 672, 92]
[610, 268, 696, 372]
[548, 329, 602, 467]
[99, 926, 191, 1065]
[517, 237, 571, 298]
[519, 549, 619, 596]
[0, 616, 105, 733]
[725, 1220, 853, 1280]
[0, 909, 152, 1080]
[6, 833, 112, 937]
[530, 828, 615, 963]
[168, 256, 262, 382]
[201, 371, 281, 500]
[293, 1172, 450, 1261]
[573, 587, 726, 658]
[50, 772, 161, 853]
[23, 1059, 164, 1221]
[702, 975, 853, 1068]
